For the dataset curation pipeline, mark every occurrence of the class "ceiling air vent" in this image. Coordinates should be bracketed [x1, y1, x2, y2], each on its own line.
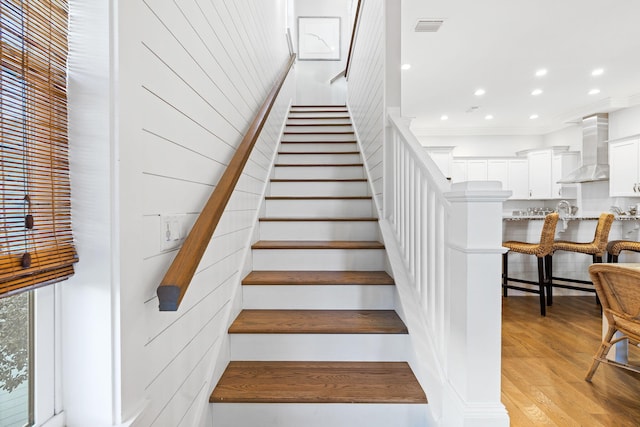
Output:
[415, 19, 444, 33]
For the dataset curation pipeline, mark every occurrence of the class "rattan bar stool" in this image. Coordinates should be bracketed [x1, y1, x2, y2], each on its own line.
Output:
[544, 213, 614, 304]
[503, 212, 559, 316]
[606, 240, 640, 263]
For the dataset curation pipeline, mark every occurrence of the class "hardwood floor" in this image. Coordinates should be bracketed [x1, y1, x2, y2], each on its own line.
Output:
[502, 296, 640, 426]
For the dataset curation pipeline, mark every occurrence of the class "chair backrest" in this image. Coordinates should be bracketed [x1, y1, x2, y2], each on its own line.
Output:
[591, 213, 615, 254]
[589, 263, 640, 338]
[538, 212, 559, 255]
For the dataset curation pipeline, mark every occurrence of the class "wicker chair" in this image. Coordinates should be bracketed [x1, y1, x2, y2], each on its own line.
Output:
[585, 263, 640, 381]
[607, 240, 640, 263]
[544, 213, 614, 304]
[503, 212, 559, 316]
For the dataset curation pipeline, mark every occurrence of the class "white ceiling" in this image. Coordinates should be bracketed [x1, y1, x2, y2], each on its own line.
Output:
[401, 0, 640, 136]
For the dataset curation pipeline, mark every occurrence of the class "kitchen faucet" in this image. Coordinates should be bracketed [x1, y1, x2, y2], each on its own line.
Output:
[557, 200, 570, 216]
[610, 205, 623, 215]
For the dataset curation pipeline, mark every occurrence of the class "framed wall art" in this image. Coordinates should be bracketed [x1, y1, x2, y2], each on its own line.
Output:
[297, 16, 341, 61]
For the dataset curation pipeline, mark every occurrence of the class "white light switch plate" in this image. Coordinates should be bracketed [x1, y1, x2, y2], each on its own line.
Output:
[160, 214, 187, 251]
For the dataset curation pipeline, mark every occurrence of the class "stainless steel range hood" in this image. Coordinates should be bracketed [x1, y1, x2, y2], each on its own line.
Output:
[557, 113, 609, 183]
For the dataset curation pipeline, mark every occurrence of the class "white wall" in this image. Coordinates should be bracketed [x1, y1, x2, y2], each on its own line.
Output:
[610, 104, 640, 139]
[65, 1, 115, 425]
[294, 0, 351, 104]
[66, 0, 292, 425]
[346, 0, 385, 211]
[542, 124, 582, 151]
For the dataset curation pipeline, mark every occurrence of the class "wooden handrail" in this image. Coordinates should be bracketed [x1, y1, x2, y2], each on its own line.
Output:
[329, 69, 345, 84]
[344, 0, 362, 79]
[157, 54, 296, 311]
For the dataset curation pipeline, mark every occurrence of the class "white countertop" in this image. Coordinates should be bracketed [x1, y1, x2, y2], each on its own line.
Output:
[503, 214, 640, 221]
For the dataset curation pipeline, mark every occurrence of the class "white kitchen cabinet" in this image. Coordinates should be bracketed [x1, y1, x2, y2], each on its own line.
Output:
[528, 150, 553, 199]
[609, 138, 640, 197]
[451, 159, 488, 182]
[424, 146, 455, 179]
[451, 147, 573, 200]
[487, 159, 508, 188]
[551, 151, 579, 199]
[451, 160, 467, 183]
[507, 158, 529, 199]
[466, 159, 488, 181]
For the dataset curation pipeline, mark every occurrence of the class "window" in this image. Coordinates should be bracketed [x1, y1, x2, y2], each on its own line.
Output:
[1, 1, 74, 425]
[0, 292, 32, 426]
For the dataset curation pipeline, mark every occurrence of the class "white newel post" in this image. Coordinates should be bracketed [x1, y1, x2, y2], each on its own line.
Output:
[443, 181, 511, 427]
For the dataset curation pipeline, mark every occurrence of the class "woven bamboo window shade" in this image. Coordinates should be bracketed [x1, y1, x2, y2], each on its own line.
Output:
[0, 0, 77, 298]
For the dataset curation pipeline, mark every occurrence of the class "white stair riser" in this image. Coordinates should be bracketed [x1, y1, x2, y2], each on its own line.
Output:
[242, 284, 395, 309]
[211, 403, 428, 427]
[285, 125, 353, 133]
[252, 248, 386, 271]
[282, 133, 355, 142]
[277, 153, 361, 164]
[273, 166, 364, 179]
[287, 118, 351, 125]
[264, 199, 373, 218]
[269, 180, 368, 197]
[289, 105, 348, 116]
[259, 220, 379, 240]
[279, 142, 358, 153]
[229, 334, 408, 361]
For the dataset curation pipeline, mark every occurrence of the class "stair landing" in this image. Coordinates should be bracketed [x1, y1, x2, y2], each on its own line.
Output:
[210, 361, 427, 404]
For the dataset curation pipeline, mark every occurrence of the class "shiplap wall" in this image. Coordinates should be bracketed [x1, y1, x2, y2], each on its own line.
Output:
[115, 0, 291, 426]
[346, 0, 385, 211]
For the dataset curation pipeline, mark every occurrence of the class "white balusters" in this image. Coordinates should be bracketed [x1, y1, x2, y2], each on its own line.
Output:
[384, 109, 510, 426]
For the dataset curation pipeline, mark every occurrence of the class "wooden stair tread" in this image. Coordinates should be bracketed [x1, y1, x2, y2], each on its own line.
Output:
[280, 140, 356, 144]
[229, 309, 407, 334]
[284, 131, 354, 135]
[285, 123, 352, 127]
[287, 116, 350, 120]
[289, 109, 348, 113]
[259, 217, 377, 222]
[210, 361, 426, 403]
[291, 104, 347, 107]
[270, 178, 367, 182]
[242, 270, 393, 286]
[252, 240, 384, 250]
[274, 163, 363, 167]
[265, 196, 371, 200]
[278, 151, 360, 155]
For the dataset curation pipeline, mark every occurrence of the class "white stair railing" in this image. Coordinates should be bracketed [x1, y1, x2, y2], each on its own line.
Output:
[385, 111, 450, 358]
[381, 108, 511, 426]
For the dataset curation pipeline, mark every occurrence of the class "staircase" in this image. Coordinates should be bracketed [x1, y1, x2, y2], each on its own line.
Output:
[210, 105, 428, 426]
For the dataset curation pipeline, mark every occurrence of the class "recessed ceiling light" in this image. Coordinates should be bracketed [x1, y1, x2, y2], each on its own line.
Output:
[529, 114, 539, 120]
[588, 88, 601, 95]
[401, 63, 411, 70]
[485, 114, 493, 120]
[535, 69, 548, 77]
[474, 88, 486, 96]
[592, 68, 604, 76]
[531, 89, 543, 96]
[440, 115, 448, 121]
